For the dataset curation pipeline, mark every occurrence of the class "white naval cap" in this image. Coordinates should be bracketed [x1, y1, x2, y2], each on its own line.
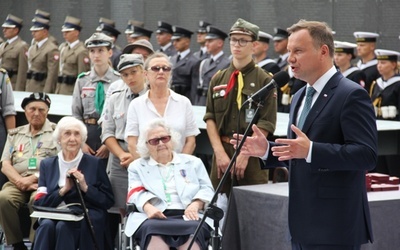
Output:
[334, 41, 357, 54]
[353, 31, 379, 42]
[258, 31, 273, 43]
[374, 49, 400, 61]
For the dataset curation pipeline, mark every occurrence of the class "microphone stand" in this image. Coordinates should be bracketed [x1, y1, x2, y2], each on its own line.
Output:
[188, 100, 265, 250]
[70, 174, 99, 250]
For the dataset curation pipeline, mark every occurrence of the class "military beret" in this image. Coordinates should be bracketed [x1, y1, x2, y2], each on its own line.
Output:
[21, 92, 51, 109]
[205, 26, 228, 40]
[157, 21, 173, 34]
[353, 31, 379, 43]
[273, 27, 289, 41]
[198, 20, 211, 33]
[258, 31, 273, 43]
[30, 17, 50, 31]
[171, 26, 194, 40]
[2, 14, 23, 29]
[122, 39, 154, 55]
[130, 26, 153, 38]
[375, 49, 400, 61]
[118, 54, 144, 72]
[85, 33, 114, 48]
[61, 16, 82, 32]
[334, 41, 357, 54]
[34, 9, 51, 20]
[229, 18, 259, 40]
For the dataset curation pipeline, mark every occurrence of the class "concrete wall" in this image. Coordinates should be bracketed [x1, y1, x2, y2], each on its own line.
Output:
[1, 0, 399, 57]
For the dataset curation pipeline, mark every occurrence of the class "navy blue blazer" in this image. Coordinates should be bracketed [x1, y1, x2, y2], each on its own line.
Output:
[34, 153, 114, 249]
[263, 72, 377, 245]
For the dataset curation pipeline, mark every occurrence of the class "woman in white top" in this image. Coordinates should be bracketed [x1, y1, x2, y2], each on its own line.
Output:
[125, 52, 200, 159]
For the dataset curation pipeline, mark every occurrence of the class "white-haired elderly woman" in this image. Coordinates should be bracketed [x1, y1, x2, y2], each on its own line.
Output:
[125, 119, 214, 250]
[125, 52, 200, 161]
[33, 116, 114, 250]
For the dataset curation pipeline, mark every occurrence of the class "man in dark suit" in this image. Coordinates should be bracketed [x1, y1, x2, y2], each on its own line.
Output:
[170, 26, 200, 102]
[232, 20, 377, 250]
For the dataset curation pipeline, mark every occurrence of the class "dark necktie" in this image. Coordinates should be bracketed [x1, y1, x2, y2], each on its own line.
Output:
[159, 48, 163, 53]
[297, 87, 316, 129]
[128, 93, 139, 100]
[277, 57, 282, 65]
[200, 50, 204, 58]
[177, 54, 181, 62]
[3, 42, 8, 48]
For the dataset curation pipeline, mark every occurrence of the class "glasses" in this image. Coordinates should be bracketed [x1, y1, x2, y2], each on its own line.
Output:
[147, 135, 171, 146]
[149, 66, 172, 72]
[229, 38, 253, 47]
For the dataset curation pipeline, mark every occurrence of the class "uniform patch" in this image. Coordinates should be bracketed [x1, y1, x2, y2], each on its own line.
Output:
[54, 54, 60, 61]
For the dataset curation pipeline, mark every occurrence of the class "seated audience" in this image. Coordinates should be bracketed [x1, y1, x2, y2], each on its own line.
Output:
[33, 116, 114, 250]
[0, 92, 57, 250]
[125, 119, 214, 250]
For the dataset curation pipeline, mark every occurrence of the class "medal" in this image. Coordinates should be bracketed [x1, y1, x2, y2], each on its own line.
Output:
[17, 144, 24, 157]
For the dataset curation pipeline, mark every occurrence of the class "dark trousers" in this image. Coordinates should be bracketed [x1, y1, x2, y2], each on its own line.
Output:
[292, 241, 361, 250]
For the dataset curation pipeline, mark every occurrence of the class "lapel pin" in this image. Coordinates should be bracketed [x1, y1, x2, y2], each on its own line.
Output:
[323, 94, 327, 97]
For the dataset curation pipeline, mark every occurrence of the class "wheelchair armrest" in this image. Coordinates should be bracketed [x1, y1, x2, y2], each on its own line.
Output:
[125, 203, 138, 214]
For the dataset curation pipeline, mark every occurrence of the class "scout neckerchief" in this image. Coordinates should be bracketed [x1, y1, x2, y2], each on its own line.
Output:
[225, 69, 244, 109]
[95, 81, 105, 114]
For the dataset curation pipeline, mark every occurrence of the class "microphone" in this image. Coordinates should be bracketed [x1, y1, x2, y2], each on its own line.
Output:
[246, 71, 290, 103]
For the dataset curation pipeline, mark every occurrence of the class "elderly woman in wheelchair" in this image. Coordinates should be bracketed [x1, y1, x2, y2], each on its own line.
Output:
[124, 119, 214, 250]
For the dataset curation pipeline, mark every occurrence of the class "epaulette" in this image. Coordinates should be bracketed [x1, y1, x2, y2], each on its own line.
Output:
[0, 68, 6, 74]
[7, 127, 23, 135]
[261, 69, 274, 77]
[211, 70, 222, 80]
[77, 71, 90, 79]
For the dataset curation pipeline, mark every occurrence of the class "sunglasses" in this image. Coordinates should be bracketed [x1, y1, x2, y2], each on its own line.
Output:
[147, 135, 171, 146]
[149, 66, 172, 72]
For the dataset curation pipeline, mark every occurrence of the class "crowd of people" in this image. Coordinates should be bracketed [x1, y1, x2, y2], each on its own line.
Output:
[0, 8, 397, 250]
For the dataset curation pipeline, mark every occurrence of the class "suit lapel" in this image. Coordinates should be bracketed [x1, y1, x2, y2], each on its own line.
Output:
[301, 72, 341, 133]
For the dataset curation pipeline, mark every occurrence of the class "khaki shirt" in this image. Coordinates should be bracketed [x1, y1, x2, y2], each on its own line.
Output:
[0, 68, 16, 118]
[26, 38, 60, 93]
[56, 41, 90, 95]
[204, 61, 277, 136]
[1, 119, 57, 176]
[71, 66, 120, 120]
[0, 37, 29, 91]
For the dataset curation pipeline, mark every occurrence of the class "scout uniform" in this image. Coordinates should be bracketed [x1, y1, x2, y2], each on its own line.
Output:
[156, 21, 177, 57]
[354, 31, 381, 93]
[33, 9, 58, 46]
[56, 16, 90, 95]
[195, 26, 230, 106]
[204, 18, 277, 194]
[0, 69, 16, 157]
[256, 31, 280, 75]
[101, 54, 146, 211]
[0, 93, 57, 246]
[0, 14, 28, 91]
[194, 21, 211, 60]
[170, 26, 201, 102]
[71, 33, 120, 152]
[26, 17, 59, 93]
[334, 41, 366, 86]
[96, 17, 122, 71]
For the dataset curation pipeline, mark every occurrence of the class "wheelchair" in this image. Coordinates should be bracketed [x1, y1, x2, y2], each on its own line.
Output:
[116, 204, 222, 250]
